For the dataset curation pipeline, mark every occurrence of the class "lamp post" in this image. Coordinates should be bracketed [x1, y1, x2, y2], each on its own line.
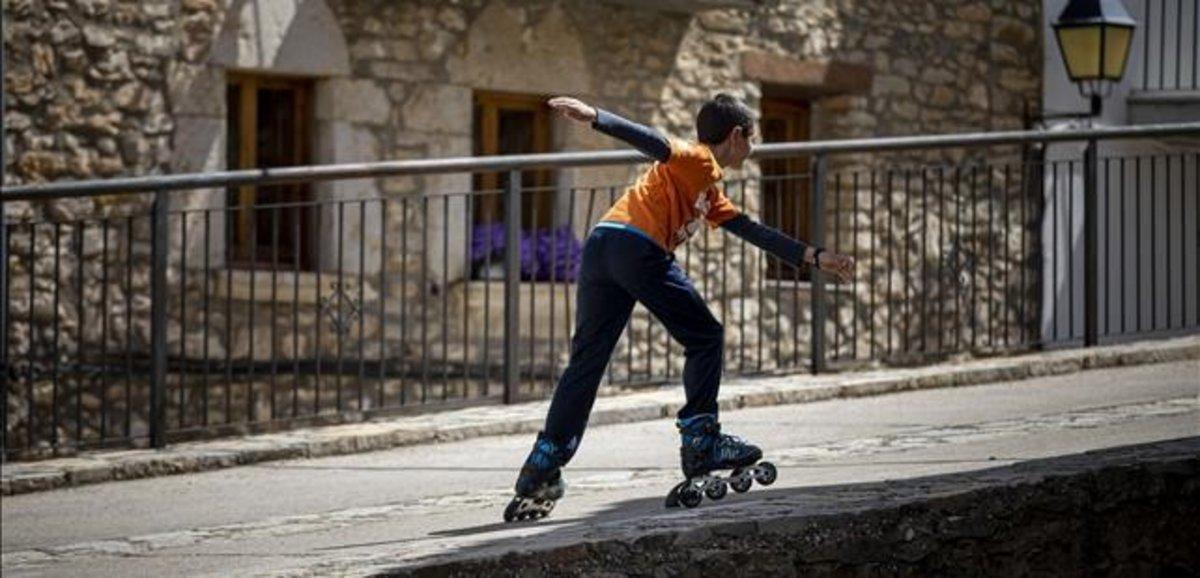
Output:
[1051, 0, 1137, 117]
[1051, 0, 1136, 347]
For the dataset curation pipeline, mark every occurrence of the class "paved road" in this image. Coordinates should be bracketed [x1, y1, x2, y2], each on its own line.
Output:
[3, 360, 1198, 577]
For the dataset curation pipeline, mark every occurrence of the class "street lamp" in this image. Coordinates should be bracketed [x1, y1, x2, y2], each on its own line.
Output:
[1050, 0, 1137, 348]
[1052, 0, 1137, 116]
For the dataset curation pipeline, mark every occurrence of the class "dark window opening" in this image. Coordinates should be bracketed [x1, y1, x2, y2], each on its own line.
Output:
[226, 73, 315, 271]
[471, 91, 554, 229]
[760, 98, 812, 281]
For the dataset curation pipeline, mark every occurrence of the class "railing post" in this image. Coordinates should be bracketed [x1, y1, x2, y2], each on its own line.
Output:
[503, 170, 521, 404]
[149, 191, 168, 447]
[1, 18, 7, 462]
[1083, 138, 1099, 346]
[810, 153, 827, 374]
[1, 7, 8, 463]
[1, 205, 6, 463]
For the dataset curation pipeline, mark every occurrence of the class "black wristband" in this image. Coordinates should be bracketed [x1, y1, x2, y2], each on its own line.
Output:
[813, 248, 825, 268]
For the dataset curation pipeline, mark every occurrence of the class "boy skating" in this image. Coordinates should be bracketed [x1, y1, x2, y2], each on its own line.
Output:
[504, 94, 856, 522]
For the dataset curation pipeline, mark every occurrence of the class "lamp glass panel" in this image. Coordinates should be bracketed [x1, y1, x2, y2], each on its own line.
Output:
[1103, 25, 1133, 79]
[1056, 26, 1102, 79]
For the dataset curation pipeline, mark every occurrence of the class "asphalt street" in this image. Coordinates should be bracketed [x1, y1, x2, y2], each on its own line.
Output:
[3, 359, 1197, 577]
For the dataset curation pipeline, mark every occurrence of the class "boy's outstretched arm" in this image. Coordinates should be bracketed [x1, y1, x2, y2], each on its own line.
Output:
[720, 215, 856, 282]
[547, 96, 670, 162]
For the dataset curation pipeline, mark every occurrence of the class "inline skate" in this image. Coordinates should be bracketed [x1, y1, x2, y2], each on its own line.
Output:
[665, 414, 776, 508]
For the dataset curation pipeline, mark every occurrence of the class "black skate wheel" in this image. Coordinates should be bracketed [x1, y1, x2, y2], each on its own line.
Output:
[679, 485, 703, 508]
[665, 482, 685, 508]
[730, 470, 753, 493]
[705, 481, 727, 500]
[503, 499, 520, 523]
[755, 462, 777, 486]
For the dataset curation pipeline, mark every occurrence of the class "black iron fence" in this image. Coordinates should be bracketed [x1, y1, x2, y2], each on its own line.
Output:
[1045, 150, 1200, 344]
[2, 123, 1198, 460]
[1138, 0, 1199, 91]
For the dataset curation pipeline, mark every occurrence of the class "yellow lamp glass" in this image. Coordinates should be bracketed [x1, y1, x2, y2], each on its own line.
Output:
[1056, 26, 1102, 79]
[1102, 25, 1133, 79]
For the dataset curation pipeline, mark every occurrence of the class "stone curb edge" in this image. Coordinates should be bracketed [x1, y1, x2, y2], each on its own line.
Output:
[3, 337, 1197, 496]
[367, 438, 1200, 577]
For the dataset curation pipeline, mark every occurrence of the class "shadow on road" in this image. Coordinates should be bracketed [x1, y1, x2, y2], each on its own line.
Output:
[255, 464, 677, 473]
[429, 517, 577, 538]
[390, 437, 1200, 573]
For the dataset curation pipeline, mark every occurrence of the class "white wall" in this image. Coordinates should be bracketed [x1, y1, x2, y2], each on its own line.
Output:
[1040, 0, 1200, 344]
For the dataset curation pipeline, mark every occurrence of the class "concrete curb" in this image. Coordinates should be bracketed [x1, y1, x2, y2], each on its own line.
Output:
[3, 335, 1198, 496]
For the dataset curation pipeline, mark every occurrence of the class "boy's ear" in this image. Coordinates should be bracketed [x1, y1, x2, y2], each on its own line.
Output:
[723, 125, 742, 145]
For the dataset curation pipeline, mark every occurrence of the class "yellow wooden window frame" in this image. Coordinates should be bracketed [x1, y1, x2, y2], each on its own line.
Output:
[472, 91, 554, 229]
[226, 73, 314, 269]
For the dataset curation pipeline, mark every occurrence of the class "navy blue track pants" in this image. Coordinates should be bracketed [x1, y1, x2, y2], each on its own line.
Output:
[542, 225, 723, 458]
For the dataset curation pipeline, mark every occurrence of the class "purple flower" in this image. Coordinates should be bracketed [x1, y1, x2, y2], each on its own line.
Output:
[470, 223, 506, 263]
[471, 224, 581, 281]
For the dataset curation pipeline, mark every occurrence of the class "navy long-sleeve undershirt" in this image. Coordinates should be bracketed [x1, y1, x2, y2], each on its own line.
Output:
[720, 214, 811, 267]
[591, 108, 671, 163]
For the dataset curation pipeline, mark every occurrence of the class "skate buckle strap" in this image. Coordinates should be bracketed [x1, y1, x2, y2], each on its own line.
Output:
[677, 414, 720, 434]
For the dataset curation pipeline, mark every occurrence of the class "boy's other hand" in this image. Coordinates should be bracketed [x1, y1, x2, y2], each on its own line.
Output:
[548, 96, 597, 123]
[819, 251, 856, 283]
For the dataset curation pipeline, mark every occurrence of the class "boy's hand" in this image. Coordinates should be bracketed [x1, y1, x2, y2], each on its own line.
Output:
[817, 251, 856, 283]
[547, 96, 597, 124]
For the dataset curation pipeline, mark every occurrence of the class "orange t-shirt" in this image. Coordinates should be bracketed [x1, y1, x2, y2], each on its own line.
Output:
[599, 139, 740, 252]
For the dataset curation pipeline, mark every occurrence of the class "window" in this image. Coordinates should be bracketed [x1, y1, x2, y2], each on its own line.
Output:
[471, 91, 554, 229]
[760, 98, 812, 280]
[226, 73, 315, 270]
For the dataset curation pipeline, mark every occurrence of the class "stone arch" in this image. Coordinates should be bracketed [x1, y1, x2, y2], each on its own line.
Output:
[211, 0, 351, 76]
[173, 0, 362, 275]
[420, 1, 596, 286]
[172, 0, 355, 184]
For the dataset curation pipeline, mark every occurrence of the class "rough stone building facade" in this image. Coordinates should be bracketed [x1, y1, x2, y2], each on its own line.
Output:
[3, 0, 1042, 450]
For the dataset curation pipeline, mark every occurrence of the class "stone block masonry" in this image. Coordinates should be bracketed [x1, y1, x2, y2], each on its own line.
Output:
[374, 437, 1200, 577]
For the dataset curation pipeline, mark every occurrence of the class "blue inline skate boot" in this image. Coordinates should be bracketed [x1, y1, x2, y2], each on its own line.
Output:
[504, 432, 571, 522]
[665, 414, 776, 508]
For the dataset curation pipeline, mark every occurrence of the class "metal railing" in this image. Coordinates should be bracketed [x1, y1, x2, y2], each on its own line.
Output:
[2, 122, 1198, 460]
[1045, 150, 1199, 343]
[1139, 0, 1200, 91]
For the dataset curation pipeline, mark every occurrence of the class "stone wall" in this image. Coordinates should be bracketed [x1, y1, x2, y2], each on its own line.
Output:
[3, 0, 1043, 453]
[3, 0, 176, 188]
[377, 438, 1200, 577]
[3, 0, 183, 451]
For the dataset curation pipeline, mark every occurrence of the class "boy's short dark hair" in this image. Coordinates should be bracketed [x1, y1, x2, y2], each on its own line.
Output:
[696, 93, 754, 145]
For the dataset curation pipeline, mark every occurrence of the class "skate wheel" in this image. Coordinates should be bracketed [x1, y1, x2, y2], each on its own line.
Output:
[755, 462, 777, 486]
[730, 470, 753, 493]
[705, 480, 727, 500]
[503, 499, 521, 523]
[679, 486, 703, 508]
[665, 482, 685, 508]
